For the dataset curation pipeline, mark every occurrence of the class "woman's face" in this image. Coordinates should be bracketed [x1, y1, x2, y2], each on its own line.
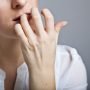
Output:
[0, 0, 38, 39]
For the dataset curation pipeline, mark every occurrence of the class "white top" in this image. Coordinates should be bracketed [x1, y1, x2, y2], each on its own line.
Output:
[0, 45, 88, 90]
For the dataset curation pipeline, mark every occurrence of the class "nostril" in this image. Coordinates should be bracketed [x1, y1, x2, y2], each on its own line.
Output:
[12, 4, 21, 9]
[15, 4, 23, 9]
[12, 0, 27, 9]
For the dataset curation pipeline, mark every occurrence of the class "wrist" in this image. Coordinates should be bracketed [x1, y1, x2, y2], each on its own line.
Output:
[29, 68, 56, 90]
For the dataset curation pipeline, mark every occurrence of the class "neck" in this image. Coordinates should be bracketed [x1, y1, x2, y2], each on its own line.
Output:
[0, 36, 24, 68]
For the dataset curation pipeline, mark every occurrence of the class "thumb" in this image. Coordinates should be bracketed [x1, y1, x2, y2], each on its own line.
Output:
[55, 21, 68, 33]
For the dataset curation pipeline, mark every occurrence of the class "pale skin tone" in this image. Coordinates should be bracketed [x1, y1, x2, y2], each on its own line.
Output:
[0, 0, 67, 90]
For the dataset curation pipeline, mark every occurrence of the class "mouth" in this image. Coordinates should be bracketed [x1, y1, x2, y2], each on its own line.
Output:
[13, 16, 20, 23]
[13, 13, 32, 23]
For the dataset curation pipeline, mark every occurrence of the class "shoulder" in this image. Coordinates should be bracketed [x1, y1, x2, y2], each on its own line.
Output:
[55, 45, 88, 89]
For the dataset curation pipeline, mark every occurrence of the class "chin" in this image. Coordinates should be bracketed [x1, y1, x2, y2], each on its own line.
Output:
[5, 35, 19, 39]
[0, 22, 20, 39]
[0, 28, 19, 40]
[0, 33, 19, 40]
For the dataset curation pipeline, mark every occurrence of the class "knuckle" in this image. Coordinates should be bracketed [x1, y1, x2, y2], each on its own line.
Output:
[50, 33, 56, 41]
[51, 36, 55, 42]
[46, 15, 54, 21]
[33, 15, 39, 19]
[39, 38, 47, 44]
[43, 8, 54, 21]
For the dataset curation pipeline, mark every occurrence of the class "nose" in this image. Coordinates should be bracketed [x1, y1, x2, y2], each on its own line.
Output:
[12, 0, 27, 9]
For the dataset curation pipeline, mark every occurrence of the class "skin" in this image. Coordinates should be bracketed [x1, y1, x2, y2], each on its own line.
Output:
[0, 0, 67, 90]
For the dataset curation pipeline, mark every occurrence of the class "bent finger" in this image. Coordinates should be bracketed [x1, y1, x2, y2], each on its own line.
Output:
[14, 24, 28, 45]
[41, 8, 54, 34]
[31, 7, 46, 38]
[55, 21, 68, 33]
[20, 14, 36, 41]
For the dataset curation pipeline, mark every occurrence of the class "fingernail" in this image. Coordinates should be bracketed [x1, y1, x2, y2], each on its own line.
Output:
[62, 21, 68, 26]
[14, 24, 19, 32]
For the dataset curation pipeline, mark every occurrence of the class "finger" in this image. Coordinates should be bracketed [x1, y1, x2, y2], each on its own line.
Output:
[55, 21, 68, 43]
[31, 7, 47, 37]
[14, 24, 28, 45]
[55, 21, 68, 33]
[41, 8, 54, 34]
[20, 14, 36, 42]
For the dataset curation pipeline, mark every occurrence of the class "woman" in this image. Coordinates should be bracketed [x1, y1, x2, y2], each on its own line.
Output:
[0, 0, 88, 90]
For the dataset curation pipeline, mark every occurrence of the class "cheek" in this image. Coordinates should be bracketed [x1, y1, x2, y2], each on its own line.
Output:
[0, 0, 10, 23]
[0, 12, 5, 29]
[0, 5, 9, 27]
[0, 11, 15, 38]
[0, 12, 8, 30]
[0, 6, 12, 30]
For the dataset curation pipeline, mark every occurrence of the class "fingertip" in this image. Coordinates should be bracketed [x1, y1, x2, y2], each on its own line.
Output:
[62, 21, 68, 26]
[14, 23, 22, 35]
[14, 24, 20, 31]
[58, 21, 68, 27]
[55, 21, 68, 32]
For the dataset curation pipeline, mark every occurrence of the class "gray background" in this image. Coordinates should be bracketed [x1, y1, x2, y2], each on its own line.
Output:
[39, 0, 90, 89]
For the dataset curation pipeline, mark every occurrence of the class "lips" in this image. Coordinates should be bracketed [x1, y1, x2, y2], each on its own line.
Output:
[13, 16, 20, 21]
[13, 13, 32, 23]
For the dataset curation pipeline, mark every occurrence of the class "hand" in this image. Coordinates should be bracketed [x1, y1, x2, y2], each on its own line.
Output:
[14, 7, 67, 90]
